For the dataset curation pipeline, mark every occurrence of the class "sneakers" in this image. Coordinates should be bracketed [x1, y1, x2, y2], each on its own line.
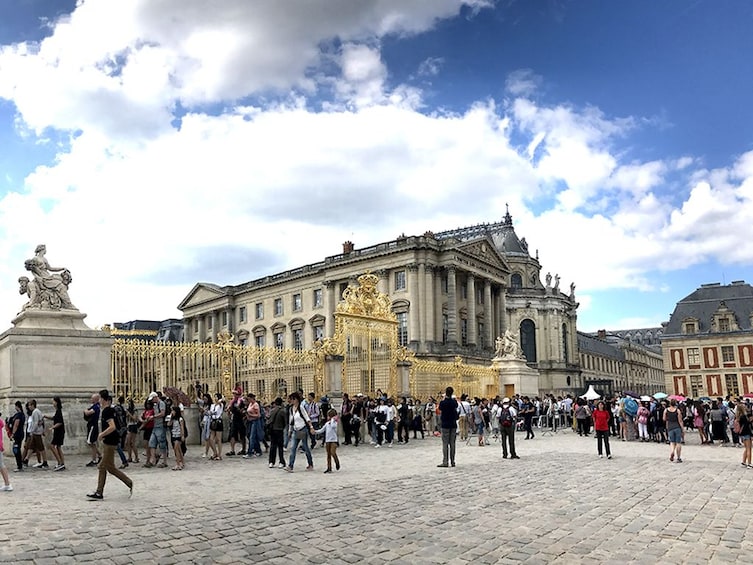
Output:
[1, 485, 12, 492]
[32, 462, 44, 469]
[335, 462, 340, 471]
[388, 443, 393, 448]
[129, 483, 134, 498]
[676, 457, 683, 463]
[12, 468, 23, 473]
[607, 455, 612, 460]
[86, 492, 103, 500]
[599, 454, 603, 459]
[437, 463, 448, 467]
[156, 462, 168, 468]
[226, 451, 236, 457]
[41, 462, 49, 468]
[119, 462, 129, 469]
[284, 466, 293, 473]
[143, 461, 154, 468]
[306, 465, 314, 471]
[86, 460, 98, 467]
[277, 463, 286, 469]
[268, 463, 274, 468]
[511, 455, 520, 459]
[323, 469, 332, 474]
[54, 464, 66, 472]
[374, 444, 381, 449]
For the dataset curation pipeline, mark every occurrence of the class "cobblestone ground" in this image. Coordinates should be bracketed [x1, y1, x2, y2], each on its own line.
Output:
[1, 427, 752, 564]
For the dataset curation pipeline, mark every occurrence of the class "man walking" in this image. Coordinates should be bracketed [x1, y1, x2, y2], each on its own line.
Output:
[87, 390, 133, 500]
[145, 391, 167, 468]
[437, 387, 459, 468]
[84, 393, 101, 467]
[28, 400, 48, 469]
[499, 397, 519, 459]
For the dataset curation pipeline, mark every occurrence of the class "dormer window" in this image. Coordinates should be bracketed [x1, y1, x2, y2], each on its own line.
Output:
[684, 321, 697, 334]
[711, 301, 738, 333]
[718, 317, 730, 332]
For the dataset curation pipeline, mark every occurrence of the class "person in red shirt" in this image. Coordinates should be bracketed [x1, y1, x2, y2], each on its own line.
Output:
[592, 400, 612, 459]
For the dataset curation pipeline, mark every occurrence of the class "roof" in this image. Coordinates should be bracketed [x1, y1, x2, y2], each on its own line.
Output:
[577, 331, 624, 360]
[664, 281, 753, 335]
[435, 208, 531, 257]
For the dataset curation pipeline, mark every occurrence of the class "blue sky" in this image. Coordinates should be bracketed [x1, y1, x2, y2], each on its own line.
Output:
[0, 0, 752, 332]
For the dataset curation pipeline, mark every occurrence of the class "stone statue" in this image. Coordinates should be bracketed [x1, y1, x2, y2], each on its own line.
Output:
[570, 282, 576, 299]
[496, 329, 525, 360]
[553, 274, 560, 292]
[21, 244, 76, 311]
[545, 272, 552, 287]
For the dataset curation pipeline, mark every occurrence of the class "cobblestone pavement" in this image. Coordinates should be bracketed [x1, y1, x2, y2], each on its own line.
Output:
[1, 427, 752, 564]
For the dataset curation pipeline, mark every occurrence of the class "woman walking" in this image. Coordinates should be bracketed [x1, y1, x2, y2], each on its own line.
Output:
[44, 396, 66, 471]
[267, 397, 287, 469]
[665, 399, 684, 463]
[285, 392, 314, 472]
[693, 401, 709, 444]
[736, 404, 752, 468]
[636, 402, 650, 442]
[125, 399, 140, 463]
[208, 393, 224, 461]
[169, 405, 186, 470]
[593, 401, 612, 459]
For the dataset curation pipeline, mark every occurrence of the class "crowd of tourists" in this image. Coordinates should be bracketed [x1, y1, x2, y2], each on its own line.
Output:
[3, 384, 753, 498]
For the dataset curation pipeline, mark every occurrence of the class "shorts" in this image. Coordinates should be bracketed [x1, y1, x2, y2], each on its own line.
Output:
[668, 428, 683, 444]
[143, 428, 153, 442]
[476, 423, 485, 436]
[86, 426, 98, 445]
[148, 426, 167, 451]
[230, 423, 245, 442]
[29, 434, 45, 453]
[51, 429, 65, 446]
[0, 452, 4, 468]
[740, 434, 751, 441]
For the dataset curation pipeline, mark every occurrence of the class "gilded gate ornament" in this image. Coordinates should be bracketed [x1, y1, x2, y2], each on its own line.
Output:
[337, 272, 395, 321]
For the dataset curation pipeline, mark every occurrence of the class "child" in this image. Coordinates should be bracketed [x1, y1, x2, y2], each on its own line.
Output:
[315, 409, 340, 474]
[169, 405, 186, 471]
[0, 413, 13, 491]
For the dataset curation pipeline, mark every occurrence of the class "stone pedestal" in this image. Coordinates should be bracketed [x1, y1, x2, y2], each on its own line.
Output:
[492, 356, 540, 398]
[0, 310, 111, 454]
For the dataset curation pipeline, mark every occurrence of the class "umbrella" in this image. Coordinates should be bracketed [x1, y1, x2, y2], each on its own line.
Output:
[653, 392, 668, 399]
[623, 397, 639, 416]
[743, 393, 753, 399]
[580, 385, 601, 401]
[698, 396, 711, 403]
[162, 386, 192, 407]
[623, 391, 641, 399]
[640, 395, 652, 402]
[669, 394, 686, 402]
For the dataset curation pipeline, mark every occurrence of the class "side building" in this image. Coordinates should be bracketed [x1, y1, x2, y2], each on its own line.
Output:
[579, 330, 665, 397]
[178, 211, 582, 395]
[663, 281, 753, 398]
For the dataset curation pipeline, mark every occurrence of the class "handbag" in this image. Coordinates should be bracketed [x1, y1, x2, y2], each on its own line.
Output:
[210, 418, 222, 431]
[294, 427, 308, 441]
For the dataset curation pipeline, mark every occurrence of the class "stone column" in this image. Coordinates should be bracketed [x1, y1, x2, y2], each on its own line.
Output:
[324, 280, 336, 338]
[499, 285, 507, 334]
[435, 268, 444, 344]
[424, 264, 435, 348]
[484, 280, 493, 348]
[467, 274, 477, 347]
[447, 267, 458, 346]
[226, 307, 234, 334]
[377, 269, 389, 295]
[197, 317, 205, 342]
[211, 311, 218, 342]
[183, 316, 192, 342]
[408, 264, 420, 346]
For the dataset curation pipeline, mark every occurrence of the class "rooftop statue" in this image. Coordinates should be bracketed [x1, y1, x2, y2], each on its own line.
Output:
[20, 244, 77, 311]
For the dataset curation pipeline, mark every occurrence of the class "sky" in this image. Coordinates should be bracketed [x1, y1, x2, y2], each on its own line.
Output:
[1, 0, 752, 333]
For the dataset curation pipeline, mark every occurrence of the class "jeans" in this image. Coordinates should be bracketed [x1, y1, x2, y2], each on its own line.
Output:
[596, 430, 611, 456]
[524, 417, 534, 439]
[287, 429, 313, 469]
[440, 427, 456, 465]
[247, 419, 262, 455]
[148, 426, 167, 452]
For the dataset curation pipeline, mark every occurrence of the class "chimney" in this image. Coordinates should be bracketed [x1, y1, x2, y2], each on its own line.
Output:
[597, 329, 606, 339]
[342, 240, 354, 254]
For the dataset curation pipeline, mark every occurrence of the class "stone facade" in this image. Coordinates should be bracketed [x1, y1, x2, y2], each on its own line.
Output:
[178, 211, 581, 395]
[662, 281, 753, 398]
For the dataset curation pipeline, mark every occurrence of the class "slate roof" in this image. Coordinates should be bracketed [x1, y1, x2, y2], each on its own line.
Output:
[664, 281, 753, 335]
[577, 331, 625, 361]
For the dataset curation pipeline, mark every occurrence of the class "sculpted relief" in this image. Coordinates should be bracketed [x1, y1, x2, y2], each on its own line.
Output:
[19, 244, 77, 312]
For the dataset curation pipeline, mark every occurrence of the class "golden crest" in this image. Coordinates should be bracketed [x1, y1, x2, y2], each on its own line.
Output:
[336, 272, 395, 321]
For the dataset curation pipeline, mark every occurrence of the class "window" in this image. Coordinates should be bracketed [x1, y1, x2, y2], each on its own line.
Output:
[275, 331, 284, 349]
[274, 298, 283, 316]
[687, 347, 700, 366]
[511, 273, 523, 289]
[254, 334, 265, 348]
[396, 312, 408, 346]
[313, 288, 323, 308]
[255, 303, 263, 320]
[394, 270, 406, 291]
[722, 346, 735, 363]
[460, 318, 468, 345]
[239, 306, 247, 323]
[441, 275, 448, 293]
[725, 374, 740, 396]
[718, 317, 730, 332]
[520, 319, 537, 362]
[562, 323, 569, 363]
[292, 293, 302, 312]
[442, 314, 448, 344]
[690, 375, 702, 397]
[478, 322, 484, 347]
[313, 325, 324, 342]
[684, 322, 696, 334]
[293, 328, 303, 350]
[221, 311, 228, 327]
[339, 282, 348, 301]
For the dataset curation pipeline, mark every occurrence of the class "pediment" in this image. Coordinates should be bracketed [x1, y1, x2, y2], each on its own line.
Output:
[455, 237, 511, 273]
[178, 283, 227, 310]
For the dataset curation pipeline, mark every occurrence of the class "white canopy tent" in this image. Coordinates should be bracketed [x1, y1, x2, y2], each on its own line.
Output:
[580, 385, 601, 401]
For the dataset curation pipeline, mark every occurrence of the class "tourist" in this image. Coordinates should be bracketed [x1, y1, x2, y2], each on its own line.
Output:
[592, 401, 612, 459]
[352, 393, 366, 445]
[84, 393, 101, 467]
[208, 392, 224, 461]
[267, 397, 287, 469]
[736, 403, 752, 468]
[458, 394, 471, 441]
[727, 401, 740, 447]
[522, 396, 535, 440]
[709, 401, 727, 444]
[316, 408, 341, 473]
[86, 390, 133, 500]
[437, 386, 459, 467]
[664, 398, 684, 463]
[385, 398, 396, 446]
[654, 401, 667, 444]
[27, 400, 48, 469]
[0, 413, 13, 491]
[397, 397, 411, 444]
[412, 398, 425, 440]
[113, 396, 130, 469]
[244, 392, 263, 458]
[226, 387, 247, 457]
[471, 397, 486, 446]
[285, 392, 314, 472]
[125, 398, 140, 464]
[140, 399, 155, 464]
[169, 405, 186, 471]
[196, 392, 212, 458]
[340, 393, 353, 445]
[306, 392, 321, 449]
[9, 401, 25, 472]
[43, 396, 65, 471]
[636, 402, 650, 442]
[424, 397, 436, 434]
[498, 397, 519, 460]
[149, 392, 168, 467]
[373, 398, 388, 447]
[693, 401, 708, 444]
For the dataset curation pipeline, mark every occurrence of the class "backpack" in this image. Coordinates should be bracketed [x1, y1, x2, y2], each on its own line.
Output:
[499, 406, 514, 427]
[113, 404, 128, 437]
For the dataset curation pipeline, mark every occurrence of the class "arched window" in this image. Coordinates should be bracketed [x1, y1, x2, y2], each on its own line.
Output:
[520, 319, 536, 363]
[561, 323, 569, 362]
[511, 273, 523, 289]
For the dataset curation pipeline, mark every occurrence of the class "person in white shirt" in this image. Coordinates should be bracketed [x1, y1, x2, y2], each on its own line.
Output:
[458, 394, 472, 440]
[314, 409, 341, 473]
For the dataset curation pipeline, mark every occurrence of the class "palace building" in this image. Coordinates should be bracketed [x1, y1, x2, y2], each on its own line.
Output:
[663, 281, 753, 398]
[178, 210, 582, 394]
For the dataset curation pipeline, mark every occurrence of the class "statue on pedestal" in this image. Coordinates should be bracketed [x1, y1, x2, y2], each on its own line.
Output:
[19, 244, 77, 311]
[495, 329, 525, 360]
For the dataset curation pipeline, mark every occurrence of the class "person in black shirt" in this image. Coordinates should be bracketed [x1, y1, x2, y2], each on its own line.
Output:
[87, 390, 133, 500]
[437, 387, 459, 467]
[10, 402, 25, 472]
